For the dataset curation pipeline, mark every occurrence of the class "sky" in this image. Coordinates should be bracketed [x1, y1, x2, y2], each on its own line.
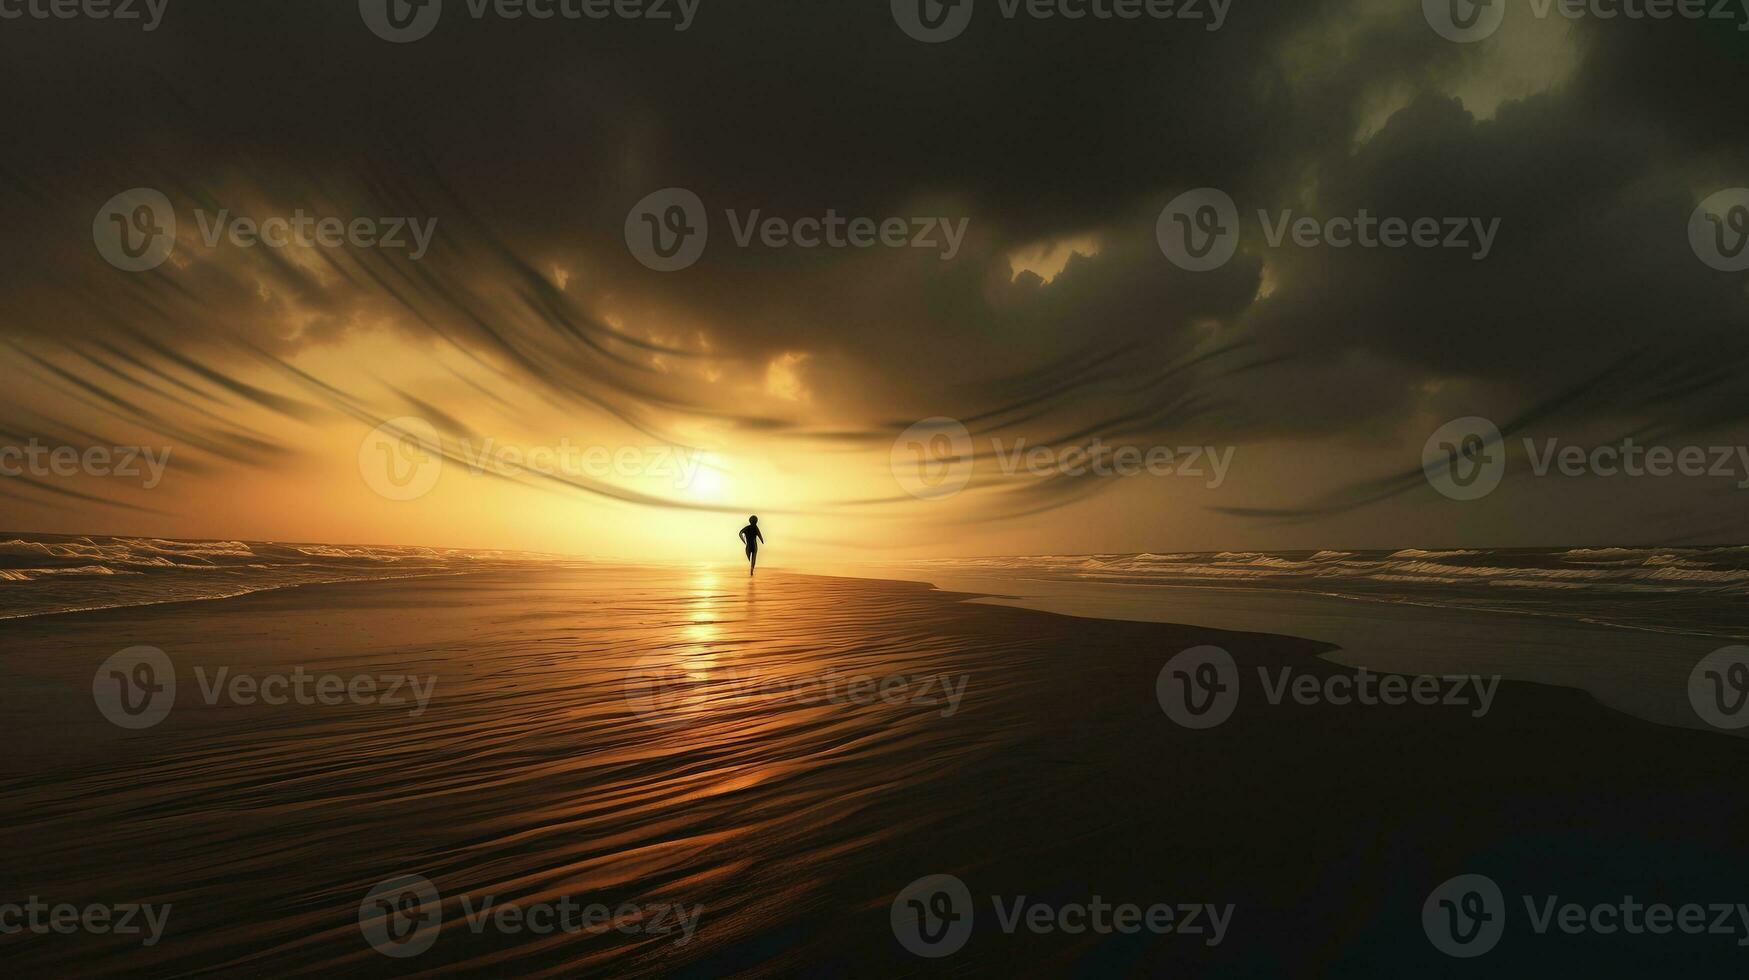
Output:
[1, 0, 1747, 560]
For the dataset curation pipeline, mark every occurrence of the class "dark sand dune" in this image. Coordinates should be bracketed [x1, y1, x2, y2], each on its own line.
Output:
[2, 567, 1747, 977]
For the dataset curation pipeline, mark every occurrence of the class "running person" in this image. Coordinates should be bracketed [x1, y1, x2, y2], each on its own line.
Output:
[739, 516, 764, 576]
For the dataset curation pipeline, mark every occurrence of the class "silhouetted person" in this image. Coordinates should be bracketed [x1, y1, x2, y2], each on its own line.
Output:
[739, 516, 764, 576]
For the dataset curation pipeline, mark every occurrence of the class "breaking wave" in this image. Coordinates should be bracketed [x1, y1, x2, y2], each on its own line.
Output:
[880, 546, 1749, 638]
[0, 534, 576, 620]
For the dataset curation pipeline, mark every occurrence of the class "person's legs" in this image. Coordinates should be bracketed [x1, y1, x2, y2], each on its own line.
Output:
[747, 547, 757, 575]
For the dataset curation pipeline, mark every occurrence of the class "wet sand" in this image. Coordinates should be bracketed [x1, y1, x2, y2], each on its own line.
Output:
[3, 566, 1748, 976]
[808, 561, 1742, 733]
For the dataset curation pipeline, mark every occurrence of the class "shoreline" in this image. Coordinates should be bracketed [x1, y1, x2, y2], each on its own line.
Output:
[819, 556, 1749, 641]
[810, 561, 1744, 737]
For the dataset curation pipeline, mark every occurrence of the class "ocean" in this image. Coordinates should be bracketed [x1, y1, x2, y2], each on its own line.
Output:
[855, 547, 1749, 639]
[0, 534, 576, 621]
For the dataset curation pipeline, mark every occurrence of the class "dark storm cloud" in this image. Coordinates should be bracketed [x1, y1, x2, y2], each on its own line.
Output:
[1, 0, 1746, 525]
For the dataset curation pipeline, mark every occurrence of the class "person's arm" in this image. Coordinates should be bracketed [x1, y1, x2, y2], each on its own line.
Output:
[756, 527, 765, 543]
[739, 528, 748, 546]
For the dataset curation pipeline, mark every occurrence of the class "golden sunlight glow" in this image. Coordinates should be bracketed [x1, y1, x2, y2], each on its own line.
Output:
[688, 454, 730, 501]
[764, 353, 811, 402]
[1008, 234, 1100, 283]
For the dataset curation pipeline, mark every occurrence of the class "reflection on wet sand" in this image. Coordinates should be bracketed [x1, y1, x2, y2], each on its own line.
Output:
[1, 566, 1042, 976]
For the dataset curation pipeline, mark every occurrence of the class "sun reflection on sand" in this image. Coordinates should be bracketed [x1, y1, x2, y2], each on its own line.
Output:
[678, 573, 722, 677]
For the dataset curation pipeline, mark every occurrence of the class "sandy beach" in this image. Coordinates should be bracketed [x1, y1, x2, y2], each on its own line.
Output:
[4, 565, 1749, 976]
